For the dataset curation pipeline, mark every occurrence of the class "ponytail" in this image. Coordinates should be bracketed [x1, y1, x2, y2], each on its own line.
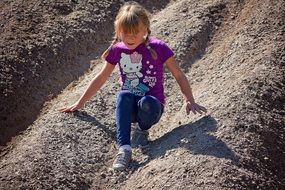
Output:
[101, 36, 119, 60]
[145, 29, 158, 60]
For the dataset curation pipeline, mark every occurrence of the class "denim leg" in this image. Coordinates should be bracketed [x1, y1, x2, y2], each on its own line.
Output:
[115, 90, 137, 146]
[137, 96, 163, 130]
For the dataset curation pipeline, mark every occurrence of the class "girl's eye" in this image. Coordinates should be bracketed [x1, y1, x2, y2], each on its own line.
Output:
[126, 34, 138, 38]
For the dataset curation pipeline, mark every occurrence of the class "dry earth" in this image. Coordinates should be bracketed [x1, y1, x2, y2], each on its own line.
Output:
[0, 0, 284, 189]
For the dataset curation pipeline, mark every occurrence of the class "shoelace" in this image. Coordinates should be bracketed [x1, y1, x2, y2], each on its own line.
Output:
[134, 128, 149, 134]
[116, 152, 128, 164]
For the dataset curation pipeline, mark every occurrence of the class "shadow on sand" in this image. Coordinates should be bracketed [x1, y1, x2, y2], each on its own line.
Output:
[134, 115, 238, 168]
[72, 112, 238, 169]
[72, 111, 116, 140]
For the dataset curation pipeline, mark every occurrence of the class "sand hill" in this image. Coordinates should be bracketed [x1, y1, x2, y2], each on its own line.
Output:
[0, 0, 284, 189]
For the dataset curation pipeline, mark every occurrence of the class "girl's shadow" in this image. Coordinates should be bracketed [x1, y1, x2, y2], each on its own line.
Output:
[72, 111, 116, 140]
[135, 115, 238, 168]
[73, 112, 238, 169]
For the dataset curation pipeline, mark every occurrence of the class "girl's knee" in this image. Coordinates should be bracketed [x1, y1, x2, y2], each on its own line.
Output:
[138, 96, 161, 112]
[137, 96, 164, 130]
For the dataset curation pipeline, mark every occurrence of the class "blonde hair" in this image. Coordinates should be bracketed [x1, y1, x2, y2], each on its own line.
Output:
[102, 1, 157, 60]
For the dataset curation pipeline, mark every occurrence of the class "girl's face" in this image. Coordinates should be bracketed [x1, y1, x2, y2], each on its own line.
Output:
[120, 26, 147, 50]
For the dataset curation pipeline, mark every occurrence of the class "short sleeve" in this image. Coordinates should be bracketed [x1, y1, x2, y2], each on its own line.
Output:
[157, 40, 174, 63]
[105, 45, 119, 65]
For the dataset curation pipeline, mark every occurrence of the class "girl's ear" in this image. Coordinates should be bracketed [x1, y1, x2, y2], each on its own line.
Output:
[144, 27, 148, 36]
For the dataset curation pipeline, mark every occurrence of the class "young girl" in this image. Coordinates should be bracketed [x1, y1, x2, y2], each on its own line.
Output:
[59, 1, 207, 171]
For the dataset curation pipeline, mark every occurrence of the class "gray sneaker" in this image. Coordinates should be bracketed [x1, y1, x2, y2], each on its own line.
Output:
[113, 149, 132, 171]
[131, 127, 149, 148]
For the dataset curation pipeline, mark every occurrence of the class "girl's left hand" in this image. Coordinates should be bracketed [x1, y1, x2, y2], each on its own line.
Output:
[186, 101, 207, 115]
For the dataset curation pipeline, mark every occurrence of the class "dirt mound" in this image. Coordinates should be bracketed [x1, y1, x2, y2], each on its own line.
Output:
[0, 0, 170, 145]
[0, 0, 284, 189]
[0, 0, 115, 145]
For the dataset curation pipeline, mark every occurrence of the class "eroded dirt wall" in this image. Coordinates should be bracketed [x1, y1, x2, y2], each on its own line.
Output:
[0, 0, 171, 145]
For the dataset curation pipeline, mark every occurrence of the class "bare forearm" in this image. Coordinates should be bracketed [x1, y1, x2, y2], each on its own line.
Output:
[77, 74, 106, 104]
[58, 62, 115, 113]
[77, 62, 115, 105]
[164, 57, 206, 115]
[176, 73, 195, 103]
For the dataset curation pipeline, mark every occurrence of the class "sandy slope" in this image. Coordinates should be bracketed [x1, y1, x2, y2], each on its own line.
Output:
[0, 0, 284, 189]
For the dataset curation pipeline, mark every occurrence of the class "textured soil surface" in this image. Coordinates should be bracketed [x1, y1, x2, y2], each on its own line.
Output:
[0, 0, 284, 189]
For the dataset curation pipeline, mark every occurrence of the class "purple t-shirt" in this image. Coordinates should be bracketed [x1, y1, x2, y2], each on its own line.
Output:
[105, 37, 174, 105]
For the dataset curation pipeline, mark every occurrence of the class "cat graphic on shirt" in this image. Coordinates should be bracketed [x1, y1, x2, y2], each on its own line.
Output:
[120, 52, 143, 88]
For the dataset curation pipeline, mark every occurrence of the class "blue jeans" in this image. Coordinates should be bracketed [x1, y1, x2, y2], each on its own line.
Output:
[115, 90, 164, 146]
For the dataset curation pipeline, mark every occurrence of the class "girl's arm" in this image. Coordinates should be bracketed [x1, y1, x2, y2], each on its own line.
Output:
[165, 56, 207, 115]
[59, 62, 116, 112]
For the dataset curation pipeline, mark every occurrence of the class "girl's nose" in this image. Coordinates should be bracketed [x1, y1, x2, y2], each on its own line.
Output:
[127, 34, 135, 38]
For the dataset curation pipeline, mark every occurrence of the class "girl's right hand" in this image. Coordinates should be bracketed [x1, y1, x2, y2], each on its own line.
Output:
[58, 101, 85, 113]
